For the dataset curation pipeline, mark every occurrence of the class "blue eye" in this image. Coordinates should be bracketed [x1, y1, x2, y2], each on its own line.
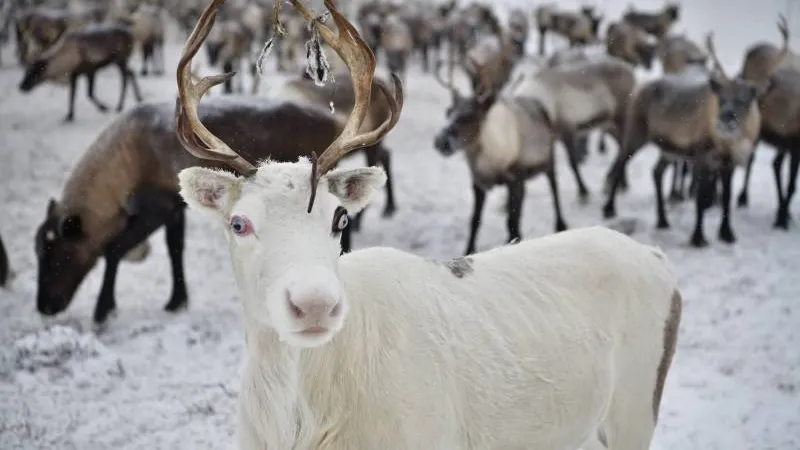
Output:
[230, 215, 253, 236]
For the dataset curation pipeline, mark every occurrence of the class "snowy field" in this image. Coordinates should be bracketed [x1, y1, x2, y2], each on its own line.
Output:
[0, 0, 799, 449]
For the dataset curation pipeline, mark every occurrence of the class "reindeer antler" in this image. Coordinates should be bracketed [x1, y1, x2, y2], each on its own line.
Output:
[704, 31, 728, 81]
[469, 55, 494, 103]
[289, 0, 403, 212]
[766, 14, 790, 75]
[175, 0, 256, 176]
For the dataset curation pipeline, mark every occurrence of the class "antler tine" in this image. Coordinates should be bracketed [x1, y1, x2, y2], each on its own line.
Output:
[767, 13, 791, 74]
[434, 59, 459, 98]
[175, 0, 256, 176]
[470, 56, 494, 102]
[289, 0, 404, 213]
[704, 31, 729, 81]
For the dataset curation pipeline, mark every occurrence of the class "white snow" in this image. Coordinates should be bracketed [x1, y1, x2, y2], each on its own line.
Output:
[0, 0, 798, 449]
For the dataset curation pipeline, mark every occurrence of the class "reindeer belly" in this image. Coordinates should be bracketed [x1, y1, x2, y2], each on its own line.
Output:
[475, 102, 523, 178]
[556, 84, 615, 131]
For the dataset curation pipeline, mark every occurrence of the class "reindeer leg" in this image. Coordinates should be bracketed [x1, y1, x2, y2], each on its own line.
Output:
[63, 72, 78, 122]
[223, 61, 234, 94]
[602, 155, 628, 218]
[505, 178, 525, 243]
[597, 132, 607, 154]
[774, 149, 799, 229]
[564, 135, 590, 202]
[772, 150, 788, 227]
[140, 42, 149, 76]
[668, 161, 682, 202]
[737, 150, 756, 207]
[85, 71, 109, 113]
[465, 183, 487, 255]
[126, 63, 143, 105]
[690, 164, 714, 248]
[340, 226, 352, 254]
[546, 163, 568, 232]
[717, 163, 736, 243]
[538, 27, 546, 55]
[653, 155, 671, 229]
[376, 146, 397, 217]
[124, 187, 189, 313]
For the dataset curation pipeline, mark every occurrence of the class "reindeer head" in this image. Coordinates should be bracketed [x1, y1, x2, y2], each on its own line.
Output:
[705, 16, 787, 142]
[175, 0, 402, 348]
[34, 200, 124, 316]
[432, 58, 496, 156]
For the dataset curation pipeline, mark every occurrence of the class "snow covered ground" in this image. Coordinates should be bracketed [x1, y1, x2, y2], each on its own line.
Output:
[0, 0, 798, 449]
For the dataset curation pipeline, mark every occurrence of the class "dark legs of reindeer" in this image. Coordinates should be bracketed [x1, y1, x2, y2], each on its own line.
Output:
[85, 71, 109, 113]
[0, 233, 9, 287]
[737, 151, 757, 207]
[597, 132, 607, 154]
[93, 188, 186, 325]
[718, 164, 736, 243]
[505, 179, 525, 244]
[537, 27, 546, 55]
[602, 155, 629, 218]
[420, 44, 430, 72]
[563, 135, 590, 201]
[690, 165, 715, 247]
[546, 165, 568, 232]
[774, 150, 799, 228]
[464, 183, 487, 255]
[140, 43, 151, 76]
[64, 73, 79, 122]
[653, 156, 671, 229]
[223, 61, 234, 94]
[116, 62, 143, 112]
[669, 161, 689, 202]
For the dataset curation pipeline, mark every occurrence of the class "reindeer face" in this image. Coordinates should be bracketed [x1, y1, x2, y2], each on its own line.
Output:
[434, 95, 488, 156]
[709, 76, 762, 139]
[178, 160, 386, 348]
[34, 201, 98, 317]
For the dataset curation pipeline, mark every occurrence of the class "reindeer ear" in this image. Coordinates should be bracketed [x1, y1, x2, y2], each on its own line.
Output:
[177, 167, 241, 215]
[324, 167, 387, 214]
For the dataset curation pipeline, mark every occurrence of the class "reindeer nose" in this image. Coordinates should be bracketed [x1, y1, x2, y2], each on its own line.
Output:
[286, 293, 341, 320]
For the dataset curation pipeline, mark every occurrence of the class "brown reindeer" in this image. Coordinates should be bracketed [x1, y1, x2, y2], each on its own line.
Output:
[603, 17, 788, 247]
[735, 30, 800, 208]
[605, 20, 658, 69]
[380, 11, 413, 82]
[33, 0, 401, 327]
[535, 4, 603, 55]
[205, 17, 252, 94]
[656, 33, 708, 201]
[622, 3, 680, 39]
[18, 24, 143, 122]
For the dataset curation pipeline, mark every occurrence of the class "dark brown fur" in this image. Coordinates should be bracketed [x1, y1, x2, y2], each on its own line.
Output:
[18, 24, 143, 122]
[653, 289, 682, 422]
[605, 21, 657, 70]
[14, 7, 72, 65]
[622, 3, 680, 39]
[535, 5, 602, 55]
[738, 68, 800, 228]
[34, 96, 389, 326]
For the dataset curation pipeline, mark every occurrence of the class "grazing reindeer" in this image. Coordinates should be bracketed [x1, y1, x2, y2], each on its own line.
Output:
[603, 17, 788, 247]
[605, 21, 658, 70]
[535, 5, 602, 55]
[18, 24, 143, 122]
[177, 4, 682, 450]
[622, 3, 681, 39]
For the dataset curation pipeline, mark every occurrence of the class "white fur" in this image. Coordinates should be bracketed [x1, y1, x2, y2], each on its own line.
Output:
[178, 158, 682, 450]
[474, 101, 522, 175]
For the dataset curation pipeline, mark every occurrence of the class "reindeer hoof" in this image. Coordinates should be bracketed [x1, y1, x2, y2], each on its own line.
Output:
[718, 227, 737, 243]
[164, 292, 188, 312]
[656, 220, 670, 230]
[690, 234, 709, 248]
[555, 220, 568, 232]
[602, 204, 617, 219]
[737, 193, 749, 208]
[62, 114, 74, 123]
[96, 104, 109, 113]
[381, 205, 397, 218]
[773, 211, 790, 229]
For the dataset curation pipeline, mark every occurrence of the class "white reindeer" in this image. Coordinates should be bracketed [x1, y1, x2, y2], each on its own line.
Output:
[175, 1, 683, 449]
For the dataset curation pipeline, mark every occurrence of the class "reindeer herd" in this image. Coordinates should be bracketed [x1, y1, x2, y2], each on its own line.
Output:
[0, 0, 797, 446]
